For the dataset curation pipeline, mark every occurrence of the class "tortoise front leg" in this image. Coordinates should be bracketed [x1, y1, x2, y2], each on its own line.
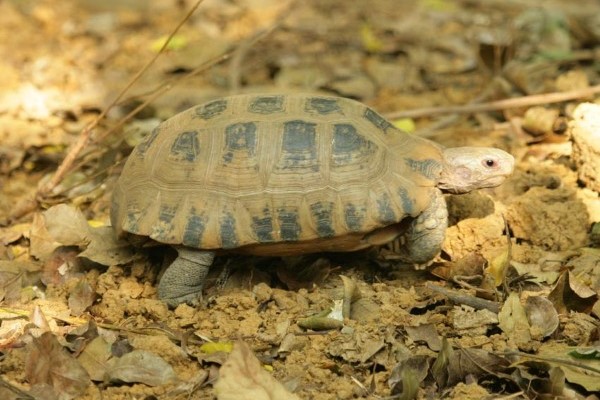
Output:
[158, 247, 215, 307]
[392, 189, 448, 266]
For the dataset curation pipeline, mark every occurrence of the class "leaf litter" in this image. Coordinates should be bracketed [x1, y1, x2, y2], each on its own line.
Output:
[0, 0, 600, 399]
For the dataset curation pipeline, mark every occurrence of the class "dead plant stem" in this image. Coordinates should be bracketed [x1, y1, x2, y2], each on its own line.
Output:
[385, 84, 600, 120]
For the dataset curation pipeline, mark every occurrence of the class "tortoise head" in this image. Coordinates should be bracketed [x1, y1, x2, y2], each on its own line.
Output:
[438, 147, 515, 193]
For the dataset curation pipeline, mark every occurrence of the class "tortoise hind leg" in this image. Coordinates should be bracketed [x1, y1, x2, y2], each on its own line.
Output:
[158, 247, 215, 307]
[397, 189, 448, 267]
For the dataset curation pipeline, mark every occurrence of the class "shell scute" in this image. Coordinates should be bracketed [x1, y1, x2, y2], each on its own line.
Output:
[248, 95, 285, 114]
[279, 120, 318, 171]
[219, 212, 238, 249]
[182, 208, 207, 247]
[195, 99, 228, 119]
[344, 203, 366, 232]
[404, 158, 443, 180]
[376, 193, 397, 224]
[223, 122, 257, 163]
[310, 201, 336, 238]
[363, 107, 394, 133]
[170, 131, 200, 162]
[305, 97, 343, 115]
[332, 123, 375, 166]
[277, 208, 302, 241]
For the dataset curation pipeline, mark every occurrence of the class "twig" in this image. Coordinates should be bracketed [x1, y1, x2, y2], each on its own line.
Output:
[385, 84, 600, 120]
[425, 282, 500, 313]
[0, 376, 34, 400]
[501, 350, 600, 375]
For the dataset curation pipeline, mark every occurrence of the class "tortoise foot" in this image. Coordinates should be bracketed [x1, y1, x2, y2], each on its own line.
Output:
[384, 189, 448, 266]
[158, 247, 215, 307]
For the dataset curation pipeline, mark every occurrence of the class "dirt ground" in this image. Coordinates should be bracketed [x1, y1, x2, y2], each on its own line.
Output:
[1, 0, 599, 399]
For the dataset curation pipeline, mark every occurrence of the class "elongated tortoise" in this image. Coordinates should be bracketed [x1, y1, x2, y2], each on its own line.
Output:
[111, 94, 514, 306]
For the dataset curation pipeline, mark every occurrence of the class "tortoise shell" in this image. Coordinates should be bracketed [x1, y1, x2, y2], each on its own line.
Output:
[111, 94, 444, 256]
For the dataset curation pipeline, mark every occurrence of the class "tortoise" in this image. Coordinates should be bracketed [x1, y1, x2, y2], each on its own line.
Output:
[111, 93, 514, 306]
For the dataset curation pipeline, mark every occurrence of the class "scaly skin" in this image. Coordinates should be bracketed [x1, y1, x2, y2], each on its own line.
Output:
[158, 247, 215, 307]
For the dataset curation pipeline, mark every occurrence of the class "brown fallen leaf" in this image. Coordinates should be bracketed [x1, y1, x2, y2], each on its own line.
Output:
[0, 260, 41, 303]
[25, 332, 90, 400]
[389, 355, 429, 398]
[548, 271, 598, 314]
[68, 280, 96, 317]
[524, 295, 559, 339]
[105, 349, 176, 386]
[498, 292, 534, 351]
[77, 336, 112, 382]
[78, 226, 136, 266]
[214, 340, 301, 400]
[405, 324, 442, 351]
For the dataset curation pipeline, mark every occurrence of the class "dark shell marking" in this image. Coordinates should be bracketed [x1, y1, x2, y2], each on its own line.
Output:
[310, 201, 336, 238]
[112, 93, 443, 252]
[170, 131, 200, 162]
[251, 207, 274, 243]
[183, 208, 207, 247]
[344, 203, 366, 232]
[305, 97, 343, 115]
[249, 95, 285, 114]
[332, 124, 375, 166]
[376, 194, 397, 224]
[195, 99, 228, 119]
[364, 108, 394, 133]
[277, 208, 302, 241]
[136, 127, 160, 157]
[223, 122, 257, 163]
[405, 158, 442, 180]
[219, 212, 238, 249]
[279, 120, 318, 171]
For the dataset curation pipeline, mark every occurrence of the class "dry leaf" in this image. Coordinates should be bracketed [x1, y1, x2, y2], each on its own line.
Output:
[42, 204, 90, 247]
[68, 280, 96, 317]
[405, 324, 442, 351]
[389, 355, 430, 398]
[214, 340, 301, 400]
[78, 226, 136, 266]
[29, 204, 89, 262]
[535, 341, 600, 392]
[549, 271, 598, 314]
[524, 296, 559, 339]
[25, 332, 91, 400]
[77, 336, 112, 381]
[105, 349, 176, 386]
[498, 293, 533, 350]
[0, 260, 41, 303]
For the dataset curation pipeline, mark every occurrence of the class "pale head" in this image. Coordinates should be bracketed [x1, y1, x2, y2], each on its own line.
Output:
[438, 147, 515, 193]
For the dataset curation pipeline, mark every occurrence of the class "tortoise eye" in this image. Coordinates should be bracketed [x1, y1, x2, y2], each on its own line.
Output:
[483, 159, 497, 168]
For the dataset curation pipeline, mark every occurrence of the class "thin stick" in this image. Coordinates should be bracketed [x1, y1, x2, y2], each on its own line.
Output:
[425, 282, 500, 313]
[501, 350, 600, 375]
[385, 84, 600, 120]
